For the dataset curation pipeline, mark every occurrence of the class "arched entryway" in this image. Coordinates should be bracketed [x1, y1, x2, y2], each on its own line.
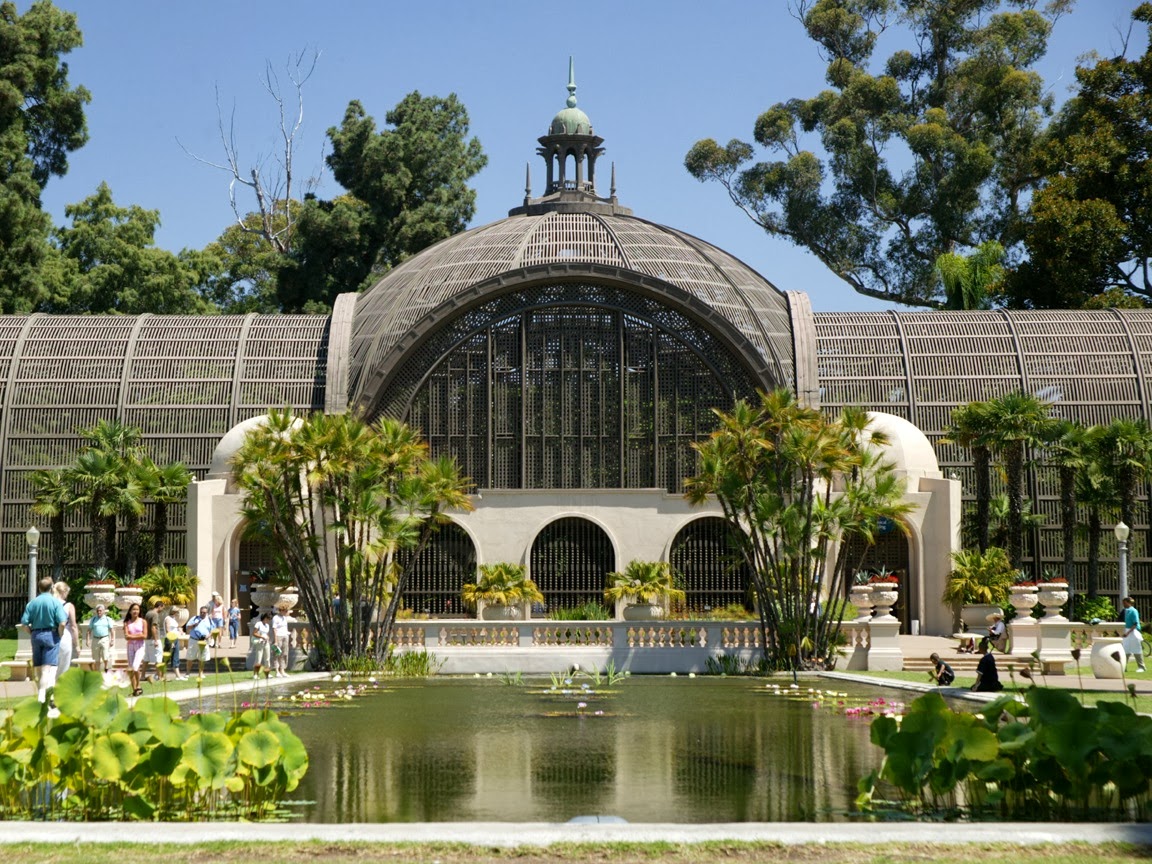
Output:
[669, 517, 753, 615]
[397, 522, 477, 617]
[843, 520, 915, 632]
[530, 517, 615, 614]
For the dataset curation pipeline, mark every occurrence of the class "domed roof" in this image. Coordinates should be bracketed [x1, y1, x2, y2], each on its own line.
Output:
[348, 210, 796, 409]
[863, 411, 941, 484]
[551, 105, 592, 136]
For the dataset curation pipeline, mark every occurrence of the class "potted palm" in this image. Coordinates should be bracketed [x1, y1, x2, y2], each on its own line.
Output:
[604, 560, 686, 621]
[138, 564, 199, 625]
[942, 546, 1016, 631]
[461, 563, 544, 620]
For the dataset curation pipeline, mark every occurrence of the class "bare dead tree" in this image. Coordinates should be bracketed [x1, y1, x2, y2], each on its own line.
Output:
[180, 49, 325, 254]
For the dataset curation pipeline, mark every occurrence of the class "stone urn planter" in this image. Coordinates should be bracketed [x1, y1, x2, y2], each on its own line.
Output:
[622, 602, 665, 621]
[83, 583, 116, 612]
[870, 582, 899, 621]
[1089, 636, 1126, 679]
[113, 585, 143, 613]
[849, 585, 874, 622]
[480, 603, 521, 621]
[1036, 582, 1070, 621]
[250, 583, 298, 616]
[960, 603, 1002, 632]
[170, 604, 190, 627]
[1007, 586, 1039, 617]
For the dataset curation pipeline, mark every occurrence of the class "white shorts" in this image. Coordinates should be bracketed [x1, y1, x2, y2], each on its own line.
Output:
[144, 641, 163, 664]
[187, 639, 212, 662]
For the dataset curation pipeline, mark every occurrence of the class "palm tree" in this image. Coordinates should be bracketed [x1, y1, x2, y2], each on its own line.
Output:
[943, 401, 996, 551]
[1043, 420, 1092, 584]
[30, 469, 72, 580]
[984, 392, 1051, 569]
[149, 460, 192, 567]
[67, 449, 124, 571]
[1097, 418, 1152, 555]
[1077, 426, 1116, 598]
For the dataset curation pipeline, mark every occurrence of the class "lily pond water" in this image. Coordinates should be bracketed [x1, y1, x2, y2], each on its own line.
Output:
[212, 675, 900, 823]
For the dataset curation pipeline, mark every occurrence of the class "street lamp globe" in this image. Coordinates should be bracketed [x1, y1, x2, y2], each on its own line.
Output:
[1115, 521, 1131, 543]
[25, 524, 39, 549]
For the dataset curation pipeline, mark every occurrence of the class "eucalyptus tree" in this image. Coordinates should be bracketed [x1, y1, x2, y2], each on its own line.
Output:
[232, 409, 473, 667]
[685, 390, 912, 672]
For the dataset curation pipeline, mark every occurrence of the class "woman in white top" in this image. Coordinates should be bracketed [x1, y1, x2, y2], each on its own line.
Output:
[250, 612, 271, 678]
[163, 607, 188, 680]
[270, 605, 290, 677]
[52, 581, 80, 677]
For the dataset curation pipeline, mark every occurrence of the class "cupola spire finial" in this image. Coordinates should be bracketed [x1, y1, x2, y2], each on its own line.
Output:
[566, 56, 578, 108]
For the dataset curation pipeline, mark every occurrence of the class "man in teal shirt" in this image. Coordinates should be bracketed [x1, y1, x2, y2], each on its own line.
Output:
[87, 604, 115, 673]
[1123, 596, 1146, 673]
[20, 576, 66, 703]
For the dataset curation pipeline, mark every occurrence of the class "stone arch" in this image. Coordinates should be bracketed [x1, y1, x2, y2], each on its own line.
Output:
[668, 516, 753, 614]
[530, 515, 617, 613]
[843, 518, 918, 632]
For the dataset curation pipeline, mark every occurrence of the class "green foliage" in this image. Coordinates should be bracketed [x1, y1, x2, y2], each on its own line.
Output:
[858, 688, 1152, 819]
[0, 669, 307, 820]
[0, 1, 89, 314]
[137, 565, 199, 608]
[548, 601, 611, 621]
[48, 182, 213, 314]
[603, 560, 686, 605]
[1008, 4, 1152, 308]
[685, 390, 913, 671]
[277, 92, 487, 311]
[943, 547, 1016, 606]
[686, 0, 1066, 307]
[1069, 595, 1118, 624]
[382, 649, 443, 677]
[936, 241, 1004, 311]
[461, 562, 544, 609]
[704, 654, 758, 676]
[232, 409, 473, 668]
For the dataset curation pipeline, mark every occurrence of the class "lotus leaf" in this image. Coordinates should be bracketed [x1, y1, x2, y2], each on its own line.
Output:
[237, 729, 280, 769]
[148, 743, 183, 776]
[12, 697, 44, 731]
[53, 670, 110, 721]
[187, 712, 228, 734]
[182, 731, 234, 781]
[148, 710, 189, 749]
[91, 732, 141, 781]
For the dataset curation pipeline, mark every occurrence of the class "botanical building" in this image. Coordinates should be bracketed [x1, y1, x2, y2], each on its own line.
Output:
[1, 78, 1148, 634]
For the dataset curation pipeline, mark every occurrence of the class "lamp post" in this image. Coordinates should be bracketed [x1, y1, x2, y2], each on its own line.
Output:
[1116, 520, 1131, 606]
[25, 524, 39, 601]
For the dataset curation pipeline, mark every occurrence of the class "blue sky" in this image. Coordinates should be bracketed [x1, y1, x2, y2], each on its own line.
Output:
[34, 0, 1146, 312]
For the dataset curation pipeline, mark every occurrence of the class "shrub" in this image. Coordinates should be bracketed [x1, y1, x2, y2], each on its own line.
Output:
[548, 601, 611, 621]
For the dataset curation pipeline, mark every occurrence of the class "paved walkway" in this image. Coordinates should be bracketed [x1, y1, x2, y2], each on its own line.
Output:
[0, 820, 1147, 845]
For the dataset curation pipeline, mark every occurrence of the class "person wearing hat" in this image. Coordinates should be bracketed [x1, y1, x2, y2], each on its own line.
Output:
[87, 603, 115, 673]
[987, 611, 1008, 653]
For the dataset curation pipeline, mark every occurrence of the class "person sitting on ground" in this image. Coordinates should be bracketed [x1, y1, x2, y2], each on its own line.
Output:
[185, 605, 214, 678]
[929, 652, 955, 686]
[987, 612, 1008, 653]
[971, 637, 1004, 692]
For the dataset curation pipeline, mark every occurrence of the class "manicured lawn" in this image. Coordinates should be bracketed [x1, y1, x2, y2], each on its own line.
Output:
[2, 842, 1150, 864]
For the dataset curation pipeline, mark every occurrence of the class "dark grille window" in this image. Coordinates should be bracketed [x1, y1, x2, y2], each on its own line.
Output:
[530, 517, 614, 610]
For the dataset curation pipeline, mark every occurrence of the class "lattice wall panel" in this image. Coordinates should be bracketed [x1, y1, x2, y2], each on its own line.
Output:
[0, 314, 329, 622]
[814, 309, 1152, 603]
[400, 285, 756, 492]
[397, 522, 477, 616]
[669, 517, 753, 613]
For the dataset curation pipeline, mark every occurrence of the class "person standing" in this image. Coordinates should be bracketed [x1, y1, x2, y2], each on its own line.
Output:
[122, 602, 147, 697]
[971, 637, 1004, 692]
[163, 606, 187, 680]
[228, 598, 241, 649]
[87, 604, 115, 674]
[20, 576, 66, 704]
[185, 605, 214, 678]
[209, 592, 225, 647]
[51, 582, 79, 678]
[250, 612, 271, 678]
[270, 604, 290, 678]
[144, 600, 166, 682]
[1123, 596, 1146, 673]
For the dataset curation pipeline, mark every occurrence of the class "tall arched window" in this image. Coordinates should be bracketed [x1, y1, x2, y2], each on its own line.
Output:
[530, 517, 614, 612]
[669, 517, 752, 614]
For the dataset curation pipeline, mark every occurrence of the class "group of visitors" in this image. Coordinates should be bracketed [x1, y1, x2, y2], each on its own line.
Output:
[249, 604, 292, 678]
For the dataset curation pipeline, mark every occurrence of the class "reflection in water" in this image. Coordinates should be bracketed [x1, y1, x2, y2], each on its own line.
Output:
[280, 678, 885, 822]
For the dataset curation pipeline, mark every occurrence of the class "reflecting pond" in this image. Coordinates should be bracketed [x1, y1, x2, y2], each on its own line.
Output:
[246, 676, 895, 823]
